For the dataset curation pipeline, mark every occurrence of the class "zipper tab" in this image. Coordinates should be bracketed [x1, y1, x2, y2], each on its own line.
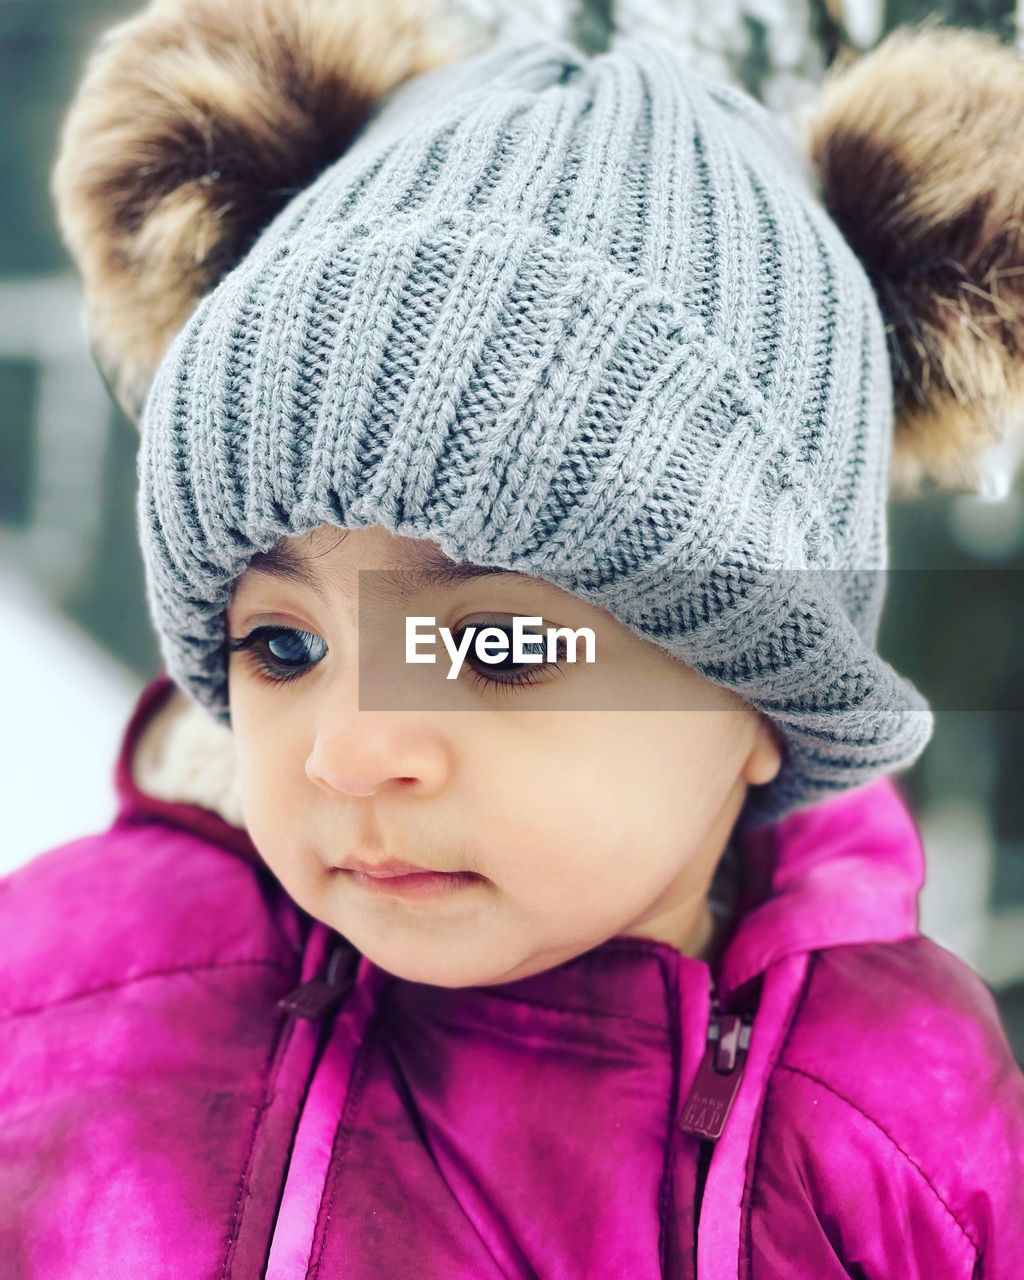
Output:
[679, 1012, 752, 1142]
[278, 941, 358, 1020]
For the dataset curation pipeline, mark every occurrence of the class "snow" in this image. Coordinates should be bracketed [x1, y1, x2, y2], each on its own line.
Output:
[0, 562, 142, 877]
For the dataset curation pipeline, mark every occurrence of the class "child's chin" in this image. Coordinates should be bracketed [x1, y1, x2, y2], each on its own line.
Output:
[364, 941, 518, 990]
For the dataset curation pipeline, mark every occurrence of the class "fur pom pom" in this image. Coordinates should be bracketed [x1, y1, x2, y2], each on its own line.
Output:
[52, 0, 462, 422]
[805, 22, 1024, 496]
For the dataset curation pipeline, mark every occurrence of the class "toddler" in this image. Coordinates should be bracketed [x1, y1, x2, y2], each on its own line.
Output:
[3, 1, 1024, 1275]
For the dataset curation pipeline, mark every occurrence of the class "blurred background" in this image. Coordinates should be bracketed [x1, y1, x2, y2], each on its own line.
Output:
[3, 0, 1024, 1057]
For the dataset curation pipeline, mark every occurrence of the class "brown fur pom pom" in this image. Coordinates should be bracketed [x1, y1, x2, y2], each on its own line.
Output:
[805, 21, 1024, 496]
[52, 0, 463, 423]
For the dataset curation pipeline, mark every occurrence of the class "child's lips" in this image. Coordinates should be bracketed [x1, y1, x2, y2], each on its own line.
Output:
[342, 868, 483, 900]
[335, 855, 483, 900]
[341, 856, 446, 877]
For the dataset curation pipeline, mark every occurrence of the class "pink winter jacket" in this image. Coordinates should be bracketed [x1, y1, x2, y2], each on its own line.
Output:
[2, 674, 1023, 1278]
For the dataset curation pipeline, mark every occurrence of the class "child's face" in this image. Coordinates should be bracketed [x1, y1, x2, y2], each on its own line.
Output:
[225, 523, 782, 987]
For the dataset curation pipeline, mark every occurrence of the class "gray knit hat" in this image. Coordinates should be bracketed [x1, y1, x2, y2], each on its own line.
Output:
[56, 10, 1024, 831]
[128, 32, 932, 830]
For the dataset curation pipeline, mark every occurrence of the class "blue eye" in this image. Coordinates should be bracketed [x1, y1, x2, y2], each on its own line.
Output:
[226, 626, 327, 686]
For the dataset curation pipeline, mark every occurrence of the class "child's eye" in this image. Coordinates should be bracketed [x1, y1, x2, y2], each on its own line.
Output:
[454, 624, 567, 698]
[225, 622, 567, 696]
[226, 625, 327, 686]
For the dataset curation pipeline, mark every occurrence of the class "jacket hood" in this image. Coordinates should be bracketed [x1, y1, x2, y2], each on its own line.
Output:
[115, 673, 927, 1000]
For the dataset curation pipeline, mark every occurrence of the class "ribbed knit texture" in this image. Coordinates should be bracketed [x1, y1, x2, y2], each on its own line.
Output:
[138, 36, 933, 830]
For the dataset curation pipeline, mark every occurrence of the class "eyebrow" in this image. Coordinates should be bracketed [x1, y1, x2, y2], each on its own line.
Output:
[238, 539, 523, 600]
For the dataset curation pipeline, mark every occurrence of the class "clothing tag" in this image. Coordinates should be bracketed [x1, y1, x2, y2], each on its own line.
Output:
[679, 1014, 751, 1142]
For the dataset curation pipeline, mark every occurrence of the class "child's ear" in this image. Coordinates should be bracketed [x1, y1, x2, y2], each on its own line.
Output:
[743, 715, 784, 788]
[51, 0, 463, 424]
[804, 22, 1024, 497]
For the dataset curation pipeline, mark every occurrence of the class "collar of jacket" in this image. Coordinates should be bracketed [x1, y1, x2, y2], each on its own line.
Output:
[113, 673, 926, 1002]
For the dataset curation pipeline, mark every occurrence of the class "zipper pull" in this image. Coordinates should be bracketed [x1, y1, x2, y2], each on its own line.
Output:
[278, 941, 359, 1020]
[678, 1012, 752, 1142]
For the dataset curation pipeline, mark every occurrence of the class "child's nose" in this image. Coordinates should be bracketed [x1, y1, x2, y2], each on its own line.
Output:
[304, 703, 449, 800]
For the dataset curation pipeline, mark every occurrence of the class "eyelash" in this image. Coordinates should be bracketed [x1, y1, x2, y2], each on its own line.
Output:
[224, 625, 567, 696]
[225, 627, 322, 689]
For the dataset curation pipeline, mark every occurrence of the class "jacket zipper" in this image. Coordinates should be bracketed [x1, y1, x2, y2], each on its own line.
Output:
[678, 991, 754, 1243]
[678, 994, 753, 1143]
[220, 941, 359, 1279]
[278, 939, 359, 1020]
